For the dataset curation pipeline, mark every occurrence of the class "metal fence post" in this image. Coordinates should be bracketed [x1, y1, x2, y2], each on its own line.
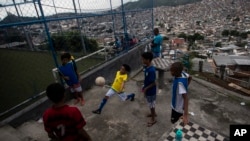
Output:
[37, 0, 59, 68]
[73, 0, 87, 54]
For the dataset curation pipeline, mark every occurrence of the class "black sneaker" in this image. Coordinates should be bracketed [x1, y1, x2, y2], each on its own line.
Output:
[130, 94, 135, 101]
[92, 109, 101, 114]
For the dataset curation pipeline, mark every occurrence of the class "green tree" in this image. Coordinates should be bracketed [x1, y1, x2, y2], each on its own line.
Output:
[106, 28, 113, 33]
[67, 31, 82, 52]
[222, 30, 230, 36]
[233, 17, 240, 21]
[158, 23, 164, 28]
[51, 31, 98, 52]
[163, 36, 169, 40]
[240, 32, 248, 39]
[230, 30, 240, 36]
[178, 32, 187, 40]
[215, 42, 222, 47]
[0, 28, 25, 44]
[187, 35, 195, 43]
[84, 37, 98, 52]
[193, 33, 204, 40]
[196, 21, 201, 26]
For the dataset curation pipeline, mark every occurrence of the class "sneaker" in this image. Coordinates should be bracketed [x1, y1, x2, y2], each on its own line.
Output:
[92, 109, 101, 114]
[130, 93, 135, 101]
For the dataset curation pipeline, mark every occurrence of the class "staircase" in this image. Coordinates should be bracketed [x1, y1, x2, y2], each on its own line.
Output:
[0, 119, 48, 141]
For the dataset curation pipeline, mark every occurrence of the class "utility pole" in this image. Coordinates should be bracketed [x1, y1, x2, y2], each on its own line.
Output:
[37, 0, 59, 67]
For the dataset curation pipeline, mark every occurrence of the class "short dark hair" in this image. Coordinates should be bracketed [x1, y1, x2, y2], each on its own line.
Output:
[170, 62, 183, 77]
[154, 28, 159, 34]
[46, 83, 65, 103]
[141, 52, 153, 61]
[61, 52, 71, 60]
[122, 64, 131, 73]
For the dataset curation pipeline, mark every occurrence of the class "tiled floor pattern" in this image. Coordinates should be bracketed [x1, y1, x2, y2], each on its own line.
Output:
[164, 121, 229, 141]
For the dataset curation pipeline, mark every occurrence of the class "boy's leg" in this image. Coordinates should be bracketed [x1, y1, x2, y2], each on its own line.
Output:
[92, 97, 108, 114]
[146, 95, 157, 117]
[150, 107, 156, 122]
[77, 92, 85, 106]
[74, 83, 84, 105]
[92, 89, 116, 114]
[69, 86, 80, 104]
[117, 92, 127, 101]
[146, 95, 157, 127]
[126, 93, 135, 101]
[170, 109, 183, 124]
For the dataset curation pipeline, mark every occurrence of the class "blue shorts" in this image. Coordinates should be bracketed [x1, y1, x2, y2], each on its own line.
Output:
[146, 95, 156, 108]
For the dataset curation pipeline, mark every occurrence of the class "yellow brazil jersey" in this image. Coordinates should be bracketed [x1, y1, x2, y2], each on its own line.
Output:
[111, 71, 128, 92]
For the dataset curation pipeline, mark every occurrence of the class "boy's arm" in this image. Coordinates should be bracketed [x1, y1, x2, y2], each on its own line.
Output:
[118, 81, 125, 93]
[143, 81, 156, 92]
[143, 71, 156, 92]
[78, 128, 92, 141]
[58, 70, 70, 80]
[182, 94, 189, 125]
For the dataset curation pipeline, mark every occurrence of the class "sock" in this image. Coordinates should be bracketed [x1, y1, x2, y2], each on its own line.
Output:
[99, 98, 107, 111]
[127, 93, 135, 100]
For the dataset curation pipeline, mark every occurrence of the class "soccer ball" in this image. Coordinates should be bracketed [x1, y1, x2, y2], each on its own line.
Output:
[95, 76, 105, 86]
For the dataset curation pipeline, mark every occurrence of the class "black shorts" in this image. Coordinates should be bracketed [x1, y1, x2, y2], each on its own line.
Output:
[171, 109, 183, 124]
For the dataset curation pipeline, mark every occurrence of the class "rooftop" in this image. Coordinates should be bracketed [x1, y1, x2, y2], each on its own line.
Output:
[1, 70, 250, 141]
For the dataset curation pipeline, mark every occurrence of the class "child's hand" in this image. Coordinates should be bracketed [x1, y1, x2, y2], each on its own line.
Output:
[141, 85, 145, 93]
[181, 115, 189, 125]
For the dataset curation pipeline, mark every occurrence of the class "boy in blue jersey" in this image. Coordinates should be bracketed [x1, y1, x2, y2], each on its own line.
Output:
[170, 62, 189, 125]
[141, 52, 157, 127]
[150, 28, 163, 58]
[59, 52, 84, 106]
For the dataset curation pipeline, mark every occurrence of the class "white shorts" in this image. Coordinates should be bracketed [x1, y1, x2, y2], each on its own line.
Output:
[105, 88, 127, 101]
[70, 83, 82, 93]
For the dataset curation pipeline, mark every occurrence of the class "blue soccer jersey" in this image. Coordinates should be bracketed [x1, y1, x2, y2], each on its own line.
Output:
[59, 61, 78, 86]
[171, 77, 188, 113]
[143, 66, 156, 96]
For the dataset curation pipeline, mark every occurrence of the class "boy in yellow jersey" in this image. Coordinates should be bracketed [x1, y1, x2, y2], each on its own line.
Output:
[92, 64, 135, 114]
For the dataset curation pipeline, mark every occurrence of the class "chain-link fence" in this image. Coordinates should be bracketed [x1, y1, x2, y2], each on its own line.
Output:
[0, 0, 154, 119]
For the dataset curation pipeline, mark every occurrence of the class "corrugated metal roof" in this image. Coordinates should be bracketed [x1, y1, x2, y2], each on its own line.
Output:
[234, 59, 250, 65]
[219, 44, 241, 50]
[213, 55, 250, 66]
[213, 56, 235, 66]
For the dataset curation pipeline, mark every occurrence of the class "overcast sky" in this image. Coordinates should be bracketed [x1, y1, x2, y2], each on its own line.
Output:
[0, 0, 138, 19]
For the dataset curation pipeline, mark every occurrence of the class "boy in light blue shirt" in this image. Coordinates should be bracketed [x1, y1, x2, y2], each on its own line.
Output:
[150, 28, 163, 58]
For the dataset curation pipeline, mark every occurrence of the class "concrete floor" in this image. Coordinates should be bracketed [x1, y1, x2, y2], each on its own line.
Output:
[1, 70, 250, 141]
[76, 71, 250, 141]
